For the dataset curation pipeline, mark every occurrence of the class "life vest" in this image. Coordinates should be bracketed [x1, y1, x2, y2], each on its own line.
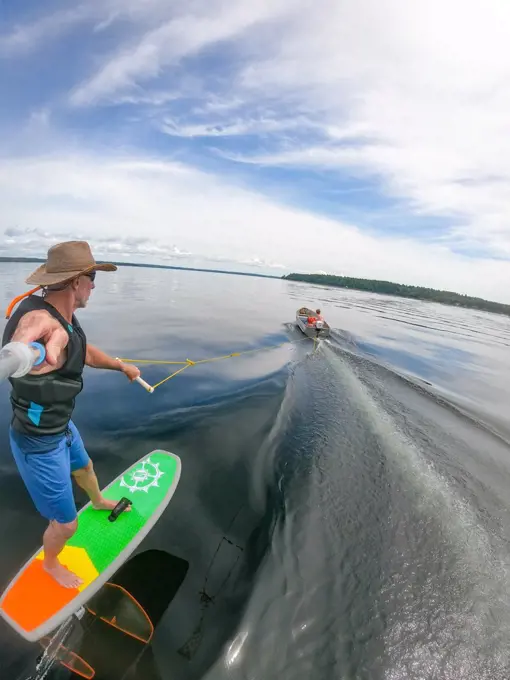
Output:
[307, 316, 316, 325]
[2, 295, 87, 435]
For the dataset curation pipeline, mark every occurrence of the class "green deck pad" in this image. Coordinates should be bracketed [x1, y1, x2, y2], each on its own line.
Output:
[68, 452, 178, 573]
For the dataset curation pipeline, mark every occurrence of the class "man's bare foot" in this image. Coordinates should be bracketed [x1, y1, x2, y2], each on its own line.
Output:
[43, 561, 83, 589]
[92, 497, 131, 512]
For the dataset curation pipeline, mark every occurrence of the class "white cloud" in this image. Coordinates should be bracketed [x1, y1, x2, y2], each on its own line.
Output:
[0, 5, 91, 56]
[1, 225, 286, 273]
[2, 0, 510, 297]
[108, 90, 180, 106]
[2, 227, 192, 261]
[160, 115, 307, 138]
[238, 256, 287, 270]
[0, 0, 185, 57]
[69, 1, 292, 107]
[60, 0, 510, 259]
[0, 152, 508, 302]
[230, 0, 510, 258]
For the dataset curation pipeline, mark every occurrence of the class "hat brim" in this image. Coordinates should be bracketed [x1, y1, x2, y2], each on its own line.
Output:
[25, 262, 117, 286]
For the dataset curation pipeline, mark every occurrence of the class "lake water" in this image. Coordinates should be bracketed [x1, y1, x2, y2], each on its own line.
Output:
[1, 262, 510, 680]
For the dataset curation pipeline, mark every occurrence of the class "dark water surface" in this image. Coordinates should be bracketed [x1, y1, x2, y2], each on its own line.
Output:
[1, 263, 510, 679]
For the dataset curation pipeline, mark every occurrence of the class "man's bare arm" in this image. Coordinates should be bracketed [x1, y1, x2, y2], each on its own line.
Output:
[85, 344, 140, 382]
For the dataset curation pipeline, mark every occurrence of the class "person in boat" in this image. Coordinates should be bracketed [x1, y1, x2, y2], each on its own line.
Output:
[2, 241, 141, 589]
[314, 309, 325, 330]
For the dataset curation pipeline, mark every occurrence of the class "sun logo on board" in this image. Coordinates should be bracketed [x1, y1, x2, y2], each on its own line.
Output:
[120, 457, 165, 493]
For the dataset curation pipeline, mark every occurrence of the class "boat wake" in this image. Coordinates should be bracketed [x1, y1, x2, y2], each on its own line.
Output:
[199, 335, 510, 679]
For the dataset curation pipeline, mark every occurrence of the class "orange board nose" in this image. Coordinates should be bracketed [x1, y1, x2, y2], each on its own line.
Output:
[1, 561, 78, 633]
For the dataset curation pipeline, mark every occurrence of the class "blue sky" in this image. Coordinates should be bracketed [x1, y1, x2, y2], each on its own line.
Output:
[1, 0, 509, 301]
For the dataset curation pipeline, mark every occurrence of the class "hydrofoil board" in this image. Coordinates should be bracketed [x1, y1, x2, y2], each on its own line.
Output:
[0, 450, 181, 642]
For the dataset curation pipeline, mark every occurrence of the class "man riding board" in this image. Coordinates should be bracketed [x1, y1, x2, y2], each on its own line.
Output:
[2, 241, 141, 589]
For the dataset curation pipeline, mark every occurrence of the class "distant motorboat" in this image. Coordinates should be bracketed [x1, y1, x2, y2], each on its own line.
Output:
[295, 307, 330, 338]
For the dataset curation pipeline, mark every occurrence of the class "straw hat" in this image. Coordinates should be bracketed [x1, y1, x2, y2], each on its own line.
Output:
[26, 241, 117, 286]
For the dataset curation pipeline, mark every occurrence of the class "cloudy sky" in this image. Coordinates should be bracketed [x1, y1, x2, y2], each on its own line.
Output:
[1, 0, 509, 300]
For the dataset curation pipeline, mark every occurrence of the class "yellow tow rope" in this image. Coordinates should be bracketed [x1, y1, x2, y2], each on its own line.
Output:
[119, 335, 322, 392]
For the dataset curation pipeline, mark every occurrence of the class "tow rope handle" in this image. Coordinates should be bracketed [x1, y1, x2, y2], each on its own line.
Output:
[135, 376, 155, 393]
[115, 357, 154, 393]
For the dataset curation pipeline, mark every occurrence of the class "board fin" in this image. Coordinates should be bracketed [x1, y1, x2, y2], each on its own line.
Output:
[39, 635, 95, 679]
[86, 582, 153, 644]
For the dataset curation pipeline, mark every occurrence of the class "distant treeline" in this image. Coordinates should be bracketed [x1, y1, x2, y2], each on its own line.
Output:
[283, 273, 510, 317]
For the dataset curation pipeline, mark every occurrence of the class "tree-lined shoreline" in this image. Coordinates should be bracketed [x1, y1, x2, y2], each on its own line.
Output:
[2, 257, 507, 317]
[282, 273, 510, 317]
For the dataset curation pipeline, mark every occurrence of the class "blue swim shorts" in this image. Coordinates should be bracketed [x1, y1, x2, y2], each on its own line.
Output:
[9, 420, 90, 525]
